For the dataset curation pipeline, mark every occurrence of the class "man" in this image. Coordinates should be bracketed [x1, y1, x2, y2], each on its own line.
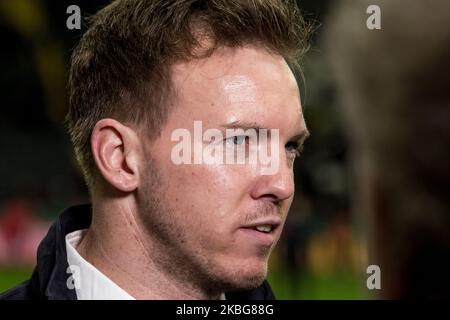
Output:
[1, 0, 311, 299]
[325, 0, 450, 298]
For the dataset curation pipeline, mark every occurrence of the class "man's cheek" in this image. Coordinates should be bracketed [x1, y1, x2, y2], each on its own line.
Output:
[198, 224, 233, 250]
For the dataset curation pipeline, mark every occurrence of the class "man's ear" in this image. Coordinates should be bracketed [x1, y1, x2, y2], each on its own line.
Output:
[91, 118, 143, 192]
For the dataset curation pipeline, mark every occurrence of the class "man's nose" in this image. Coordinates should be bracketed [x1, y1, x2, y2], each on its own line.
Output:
[250, 158, 295, 202]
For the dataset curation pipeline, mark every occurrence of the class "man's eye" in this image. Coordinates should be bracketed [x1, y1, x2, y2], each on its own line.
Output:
[225, 135, 247, 146]
[285, 141, 302, 157]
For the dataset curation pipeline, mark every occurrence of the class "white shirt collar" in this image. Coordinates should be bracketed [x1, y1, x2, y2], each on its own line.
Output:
[65, 229, 135, 300]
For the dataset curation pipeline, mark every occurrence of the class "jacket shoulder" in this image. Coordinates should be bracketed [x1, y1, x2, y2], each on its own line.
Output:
[0, 280, 34, 300]
[225, 280, 276, 300]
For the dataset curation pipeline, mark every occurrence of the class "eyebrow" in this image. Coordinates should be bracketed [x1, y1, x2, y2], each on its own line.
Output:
[220, 120, 310, 144]
[220, 120, 267, 131]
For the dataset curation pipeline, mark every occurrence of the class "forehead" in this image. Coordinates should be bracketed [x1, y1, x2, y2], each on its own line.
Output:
[170, 45, 304, 130]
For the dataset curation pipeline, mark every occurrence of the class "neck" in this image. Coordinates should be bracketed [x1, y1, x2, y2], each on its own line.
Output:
[76, 197, 224, 300]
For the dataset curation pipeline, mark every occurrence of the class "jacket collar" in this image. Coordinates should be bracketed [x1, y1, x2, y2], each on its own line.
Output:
[31, 204, 91, 300]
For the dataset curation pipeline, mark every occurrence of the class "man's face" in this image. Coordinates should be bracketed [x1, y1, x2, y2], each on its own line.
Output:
[138, 45, 307, 292]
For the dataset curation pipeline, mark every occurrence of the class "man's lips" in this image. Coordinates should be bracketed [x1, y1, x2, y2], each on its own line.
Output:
[238, 217, 281, 247]
[241, 217, 281, 231]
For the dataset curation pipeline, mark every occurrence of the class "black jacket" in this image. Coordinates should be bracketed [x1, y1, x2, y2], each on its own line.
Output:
[0, 204, 275, 300]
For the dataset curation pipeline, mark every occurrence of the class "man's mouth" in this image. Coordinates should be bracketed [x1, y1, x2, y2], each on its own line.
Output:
[242, 218, 280, 234]
[253, 224, 273, 233]
[239, 219, 281, 246]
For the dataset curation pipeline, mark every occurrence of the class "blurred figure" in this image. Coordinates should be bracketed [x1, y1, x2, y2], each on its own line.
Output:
[325, 0, 450, 298]
[0, 200, 50, 266]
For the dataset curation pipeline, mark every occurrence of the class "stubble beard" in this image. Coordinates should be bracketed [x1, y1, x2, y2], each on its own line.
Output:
[135, 156, 267, 297]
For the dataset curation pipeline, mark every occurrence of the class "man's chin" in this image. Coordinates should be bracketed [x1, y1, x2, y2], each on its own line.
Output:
[211, 260, 268, 292]
[233, 272, 267, 291]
